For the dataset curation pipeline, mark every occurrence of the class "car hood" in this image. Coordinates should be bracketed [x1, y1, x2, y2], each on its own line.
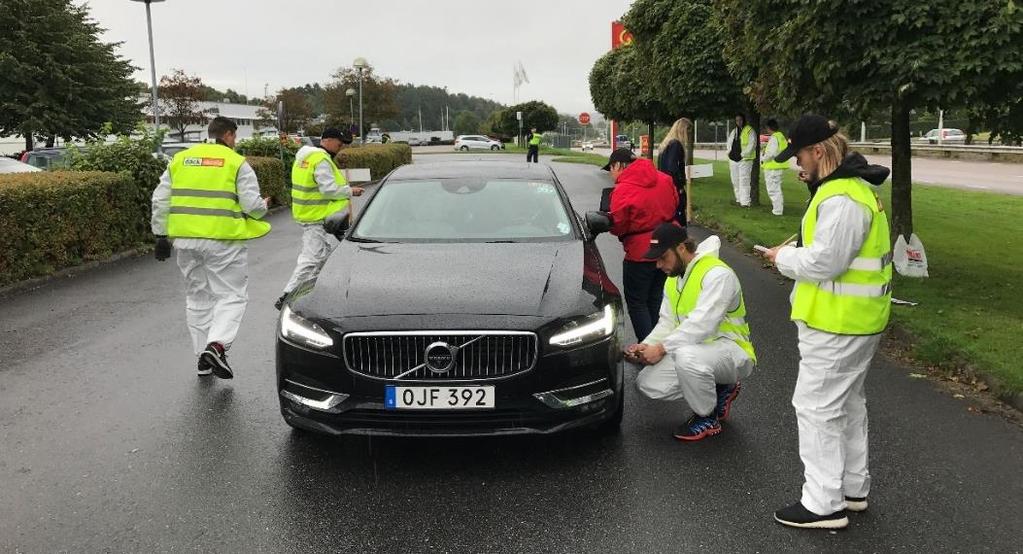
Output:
[301, 241, 604, 319]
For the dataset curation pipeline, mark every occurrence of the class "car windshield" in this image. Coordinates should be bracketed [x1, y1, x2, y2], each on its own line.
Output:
[352, 178, 575, 242]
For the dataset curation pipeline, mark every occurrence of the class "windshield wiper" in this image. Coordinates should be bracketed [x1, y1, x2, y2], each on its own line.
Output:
[485, 240, 519, 243]
[348, 237, 383, 243]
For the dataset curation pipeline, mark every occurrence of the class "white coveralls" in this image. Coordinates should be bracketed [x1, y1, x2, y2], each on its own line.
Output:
[281, 146, 355, 295]
[727, 127, 756, 207]
[760, 134, 786, 215]
[635, 236, 755, 416]
[151, 163, 268, 355]
[775, 195, 880, 516]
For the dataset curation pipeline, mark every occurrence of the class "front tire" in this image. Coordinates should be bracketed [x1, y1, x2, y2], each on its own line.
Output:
[460, 145, 469, 151]
[491, 145, 499, 151]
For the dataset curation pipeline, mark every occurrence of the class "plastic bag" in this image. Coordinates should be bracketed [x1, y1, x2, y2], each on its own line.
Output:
[893, 233, 928, 278]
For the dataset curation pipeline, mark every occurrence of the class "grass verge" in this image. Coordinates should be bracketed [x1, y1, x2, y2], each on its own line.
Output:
[687, 157, 1023, 396]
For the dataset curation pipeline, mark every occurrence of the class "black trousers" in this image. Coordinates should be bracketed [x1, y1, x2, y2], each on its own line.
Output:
[622, 260, 667, 342]
[527, 145, 539, 163]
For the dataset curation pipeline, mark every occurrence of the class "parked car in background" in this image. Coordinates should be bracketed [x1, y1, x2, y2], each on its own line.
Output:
[921, 128, 966, 144]
[581, 142, 594, 151]
[407, 136, 428, 146]
[21, 148, 71, 170]
[454, 135, 502, 151]
[0, 157, 43, 174]
[614, 135, 633, 150]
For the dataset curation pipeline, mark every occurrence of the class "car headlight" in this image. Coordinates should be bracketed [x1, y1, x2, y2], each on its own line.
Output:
[280, 305, 334, 350]
[549, 305, 615, 347]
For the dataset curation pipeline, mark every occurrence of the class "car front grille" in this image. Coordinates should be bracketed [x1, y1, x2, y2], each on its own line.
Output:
[343, 331, 538, 381]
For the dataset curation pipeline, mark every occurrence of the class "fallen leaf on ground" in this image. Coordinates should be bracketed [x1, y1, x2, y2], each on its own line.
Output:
[909, 373, 927, 379]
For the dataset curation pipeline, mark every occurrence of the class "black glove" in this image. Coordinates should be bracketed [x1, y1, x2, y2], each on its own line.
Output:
[154, 236, 171, 261]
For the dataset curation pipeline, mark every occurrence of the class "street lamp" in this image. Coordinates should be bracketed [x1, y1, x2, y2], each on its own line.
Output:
[345, 88, 355, 132]
[353, 57, 368, 141]
[129, 0, 164, 143]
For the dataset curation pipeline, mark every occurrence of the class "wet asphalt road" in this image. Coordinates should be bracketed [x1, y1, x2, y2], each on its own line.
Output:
[1, 154, 1021, 552]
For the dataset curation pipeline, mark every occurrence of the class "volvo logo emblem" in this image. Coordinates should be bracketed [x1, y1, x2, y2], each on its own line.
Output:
[424, 342, 457, 374]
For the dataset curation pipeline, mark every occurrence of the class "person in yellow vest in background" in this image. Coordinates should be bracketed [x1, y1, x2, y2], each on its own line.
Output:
[275, 128, 365, 310]
[763, 115, 893, 530]
[526, 127, 542, 163]
[151, 116, 271, 380]
[627, 224, 756, 442]
[760, 119, 788, 216]
[726, 113, 756, 207]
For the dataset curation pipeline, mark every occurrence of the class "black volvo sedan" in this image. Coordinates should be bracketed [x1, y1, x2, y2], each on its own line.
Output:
[276, 161, 625, 436]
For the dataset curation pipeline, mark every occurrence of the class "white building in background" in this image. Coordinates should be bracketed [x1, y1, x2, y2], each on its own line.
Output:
[142, 100, 275, 141]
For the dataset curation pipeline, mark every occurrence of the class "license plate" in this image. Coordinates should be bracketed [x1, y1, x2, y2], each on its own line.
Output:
[385, 386, 495, 410]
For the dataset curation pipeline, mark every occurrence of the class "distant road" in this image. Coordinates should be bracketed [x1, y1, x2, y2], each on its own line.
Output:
[577, 147, 1023, 196]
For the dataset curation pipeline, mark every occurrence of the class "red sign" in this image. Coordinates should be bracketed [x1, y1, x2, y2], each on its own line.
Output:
[611, 21, 633, 49]
[578, 112, 591, 125]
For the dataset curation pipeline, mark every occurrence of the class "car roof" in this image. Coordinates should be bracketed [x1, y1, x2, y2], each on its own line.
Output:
[387, 160, 556, 181]
[0, 157, 43, 173]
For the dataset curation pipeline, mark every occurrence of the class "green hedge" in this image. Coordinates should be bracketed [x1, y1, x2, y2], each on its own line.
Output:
[236, 136, 300, 169]
[336, 143, 411, 181]
[0, 171, 142, 287]
[245, 156, 288, 206]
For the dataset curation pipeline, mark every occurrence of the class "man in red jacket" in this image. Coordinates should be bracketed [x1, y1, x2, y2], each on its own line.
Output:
[602, 148, 679, 341]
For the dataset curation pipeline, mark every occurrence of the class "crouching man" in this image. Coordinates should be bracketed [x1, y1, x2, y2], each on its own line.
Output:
[627, 223, 757, 441]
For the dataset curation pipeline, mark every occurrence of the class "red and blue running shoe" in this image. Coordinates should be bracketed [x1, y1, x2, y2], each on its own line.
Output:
[672, 413, 722, 441]
[716, 380, 742, 421]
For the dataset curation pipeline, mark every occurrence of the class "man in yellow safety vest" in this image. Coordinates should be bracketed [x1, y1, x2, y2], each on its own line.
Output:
[763, 114, 893, 530]
[275, 128, 364, 310]
[627, 223, 757, 442]
[526, 127, 542, 163]
[151, 117, 271, 380]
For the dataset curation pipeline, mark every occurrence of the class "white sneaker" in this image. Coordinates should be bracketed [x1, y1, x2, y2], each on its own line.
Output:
[845, 496, 868, 512]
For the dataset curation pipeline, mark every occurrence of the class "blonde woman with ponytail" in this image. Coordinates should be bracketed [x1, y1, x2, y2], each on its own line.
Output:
[657, 118, 692, 225]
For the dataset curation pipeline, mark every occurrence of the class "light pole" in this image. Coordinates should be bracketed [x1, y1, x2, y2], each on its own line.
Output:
[345, 88, 355, 132]
[353, 57, 367, 141]
[130, 0, 164, 144]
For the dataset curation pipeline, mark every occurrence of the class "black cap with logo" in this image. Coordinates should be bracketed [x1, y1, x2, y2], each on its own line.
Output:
[642, 223, 688, 259]
[773, 114, 839, 163]
[601, 148, 637, 171]
[321, 127, 353, 144]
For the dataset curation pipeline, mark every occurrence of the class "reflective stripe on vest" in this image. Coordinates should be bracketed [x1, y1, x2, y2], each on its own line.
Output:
[664, 255, 757, 363]
[790, 176, 892, 335]
[739, 125, 755, 161]
[166, 143, 271, 240]
[762, 131, 789, 170]
[290, 149, 349, 223]
[529, 132, 542, 146]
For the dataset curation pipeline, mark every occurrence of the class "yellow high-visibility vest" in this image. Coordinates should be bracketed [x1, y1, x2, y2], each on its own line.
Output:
[739, 125, 755, 161]
[763, 131, 789, 170]
[167, 143, 270, 240]
[290, 150, 349, 224]
[664, 255, 757, 363]
[791, 177, 892, 335]
[528, 132, 543, 146]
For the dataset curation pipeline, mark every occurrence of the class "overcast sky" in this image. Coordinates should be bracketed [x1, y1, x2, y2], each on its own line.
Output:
[84, 0, 634, 115]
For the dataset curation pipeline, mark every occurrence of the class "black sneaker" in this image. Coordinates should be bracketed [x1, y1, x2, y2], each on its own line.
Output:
[774, 502, 848, 529]
[200, 343, 234, 380]
[274, 294, 287, 311]
[197, 355, 212, 377]
[715, 381, 742, 421]
[845, 496, 868, 512]
[672, 413, 722, 442]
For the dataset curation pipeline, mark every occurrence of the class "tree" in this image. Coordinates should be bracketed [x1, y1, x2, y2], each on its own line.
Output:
[158, 69, 208, 142]
[716, 0, 1023, 239]
[0, 0, 141, 150]
[624, 0, 758, 196]
[324, 64, 399, 136]
[488, 101, 559, 141]
[589, 45, 672, 159]
[258, 87, 314, 134]
[453, 110, 481, 135]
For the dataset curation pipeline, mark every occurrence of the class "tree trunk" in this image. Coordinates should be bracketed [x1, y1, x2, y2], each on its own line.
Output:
[45, 136, 55, 148]
[24, 134, 33, 152]
[646, 120, 655, 160]
[964, 116, 975, 145]
[749, 110, 761, 205]
[890, 98, 913, 240]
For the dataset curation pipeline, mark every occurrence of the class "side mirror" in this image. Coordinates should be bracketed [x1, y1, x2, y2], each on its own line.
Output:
[323, 207, 352, 240]
[584, 211, 612, 236]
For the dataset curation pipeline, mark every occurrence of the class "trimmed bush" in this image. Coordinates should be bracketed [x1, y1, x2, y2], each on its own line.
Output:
[245, 156, 288, 206]
[236, 136, 300, 169]
[336, 143, 411, 181]
[0, 171, 142, 287]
